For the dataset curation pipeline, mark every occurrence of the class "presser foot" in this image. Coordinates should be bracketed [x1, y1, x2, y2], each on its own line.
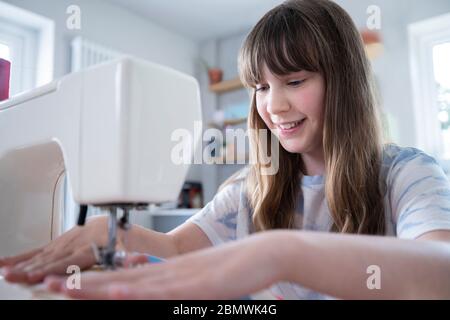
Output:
[91, 204, 148, 270]
[91, 244, 127, 270]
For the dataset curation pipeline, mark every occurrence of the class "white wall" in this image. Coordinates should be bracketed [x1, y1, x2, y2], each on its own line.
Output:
[3, 0, 199, 78]
[336, 0, 450, 147]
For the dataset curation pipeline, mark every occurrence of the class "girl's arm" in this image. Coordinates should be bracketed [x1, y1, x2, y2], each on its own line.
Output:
[50, 229, 450, 300]
[283, 230, 450, 299]
[119, 221, 212, 258]
[0, 216, 212, 284]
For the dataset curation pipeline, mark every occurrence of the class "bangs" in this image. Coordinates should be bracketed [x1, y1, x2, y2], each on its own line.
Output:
[239, 5, 321, 88]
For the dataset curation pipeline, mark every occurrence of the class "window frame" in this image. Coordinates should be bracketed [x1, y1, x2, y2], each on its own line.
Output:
[0, 42, 11, 60]
[409, 12, 450, 175]
[0, 17, 37, 95]
[0, 1, 54, 95]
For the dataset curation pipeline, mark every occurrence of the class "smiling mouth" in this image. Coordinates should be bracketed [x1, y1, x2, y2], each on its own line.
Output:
[277, 119, 305, 131]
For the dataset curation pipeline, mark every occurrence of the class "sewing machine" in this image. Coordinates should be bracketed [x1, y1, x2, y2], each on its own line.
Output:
[0, 57, 202, 269]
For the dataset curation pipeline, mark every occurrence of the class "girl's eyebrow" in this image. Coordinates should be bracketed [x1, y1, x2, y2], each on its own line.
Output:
[281, 70, 305, 78]
[265, 71, 305, 82]
[256, 71, 306, 84]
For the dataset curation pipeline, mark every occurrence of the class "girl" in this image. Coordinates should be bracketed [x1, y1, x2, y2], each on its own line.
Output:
[2, 0, 450, 299]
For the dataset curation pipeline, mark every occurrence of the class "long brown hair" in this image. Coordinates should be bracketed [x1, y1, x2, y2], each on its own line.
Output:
[237, 0, 385, 234]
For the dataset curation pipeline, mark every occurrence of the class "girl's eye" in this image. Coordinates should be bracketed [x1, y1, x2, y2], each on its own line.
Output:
[288, 80, 305, 87]
[255, 85, 268, 92]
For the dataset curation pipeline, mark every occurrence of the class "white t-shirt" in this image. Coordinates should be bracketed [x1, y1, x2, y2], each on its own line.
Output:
[187, 144, 450, 299]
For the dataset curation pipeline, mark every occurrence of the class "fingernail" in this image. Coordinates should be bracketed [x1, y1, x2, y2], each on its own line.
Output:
[23, 266, 34, 273]
[1, 266, 12, 276]
[27, 271, 43, 280]
[109, 285, 130, 299]
[45, 277, 63, 292]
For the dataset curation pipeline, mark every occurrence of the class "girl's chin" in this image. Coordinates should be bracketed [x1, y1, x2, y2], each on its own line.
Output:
[280, 142, 307, 154]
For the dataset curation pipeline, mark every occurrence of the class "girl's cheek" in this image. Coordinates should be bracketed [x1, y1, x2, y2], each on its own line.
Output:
[258, 109, 273, 130]
[255, 103, 266, 122]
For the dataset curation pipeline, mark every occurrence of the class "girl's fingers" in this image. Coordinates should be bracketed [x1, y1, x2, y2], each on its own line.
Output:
[69, 263, 164, 289]
[9, 252, 53, 274]
[26, 247, 97, 284]
[66, 263, 206, 300]
[0, 248, 43, 267]
[1, 266, 29, 283]
[58, 264, 174, 299]
[107, 282, 172, 300]
[108, 276, 214, 300]
[59, 269, 139, 299]
[5, 249, 73, 283]
[5, 244, 92, 284]
[45, 276, 65, 292]
[46, 255, 165, 297]
[64, 281, 117, 300]
[123, 254, 150, 268]
[46, 270, 126, 296]
[62, 273, 158, 300]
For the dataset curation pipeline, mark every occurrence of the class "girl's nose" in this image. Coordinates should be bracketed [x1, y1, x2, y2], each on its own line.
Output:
[266, 90, 290, 115]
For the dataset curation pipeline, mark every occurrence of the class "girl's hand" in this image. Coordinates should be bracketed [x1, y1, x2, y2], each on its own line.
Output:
[46, 231, 291, 300]
[0, 217, 111, 284]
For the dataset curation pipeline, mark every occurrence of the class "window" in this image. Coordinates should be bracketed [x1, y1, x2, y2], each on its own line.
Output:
[434, 43, 450, 160]
[409, 13, 450, 175]
[0, 42, 10, 60]
[0, 17, 38, 96]
[0, 2, 54, 96]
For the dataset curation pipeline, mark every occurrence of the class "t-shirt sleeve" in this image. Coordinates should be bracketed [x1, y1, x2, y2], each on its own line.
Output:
[186, 180, 242, 246]
[388, 148, 450, 239]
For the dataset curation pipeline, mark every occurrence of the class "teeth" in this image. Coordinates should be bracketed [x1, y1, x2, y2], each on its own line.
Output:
[279, 120, 301, 130]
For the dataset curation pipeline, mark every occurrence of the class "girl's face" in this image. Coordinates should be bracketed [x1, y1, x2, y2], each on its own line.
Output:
[255, 64, 325, 156]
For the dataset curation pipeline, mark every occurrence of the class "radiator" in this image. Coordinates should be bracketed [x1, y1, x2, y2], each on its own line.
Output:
[70, 36, 122, 72]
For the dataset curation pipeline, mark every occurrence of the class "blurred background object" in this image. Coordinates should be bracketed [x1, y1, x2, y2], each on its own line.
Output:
[178, 181, 203, 209]
[361, 29, 383, 60]
[0, 58, 10, 101]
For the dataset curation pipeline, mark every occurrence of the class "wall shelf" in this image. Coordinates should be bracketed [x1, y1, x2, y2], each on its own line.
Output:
[207, 117, 247, 129]
[209, 77, 244, 93]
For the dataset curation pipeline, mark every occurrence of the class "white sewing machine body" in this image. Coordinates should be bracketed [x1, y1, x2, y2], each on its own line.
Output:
[0, 57, 202, 257]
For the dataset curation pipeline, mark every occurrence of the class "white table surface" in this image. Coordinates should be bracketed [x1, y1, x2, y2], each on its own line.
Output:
[0, 275, 67, 300]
